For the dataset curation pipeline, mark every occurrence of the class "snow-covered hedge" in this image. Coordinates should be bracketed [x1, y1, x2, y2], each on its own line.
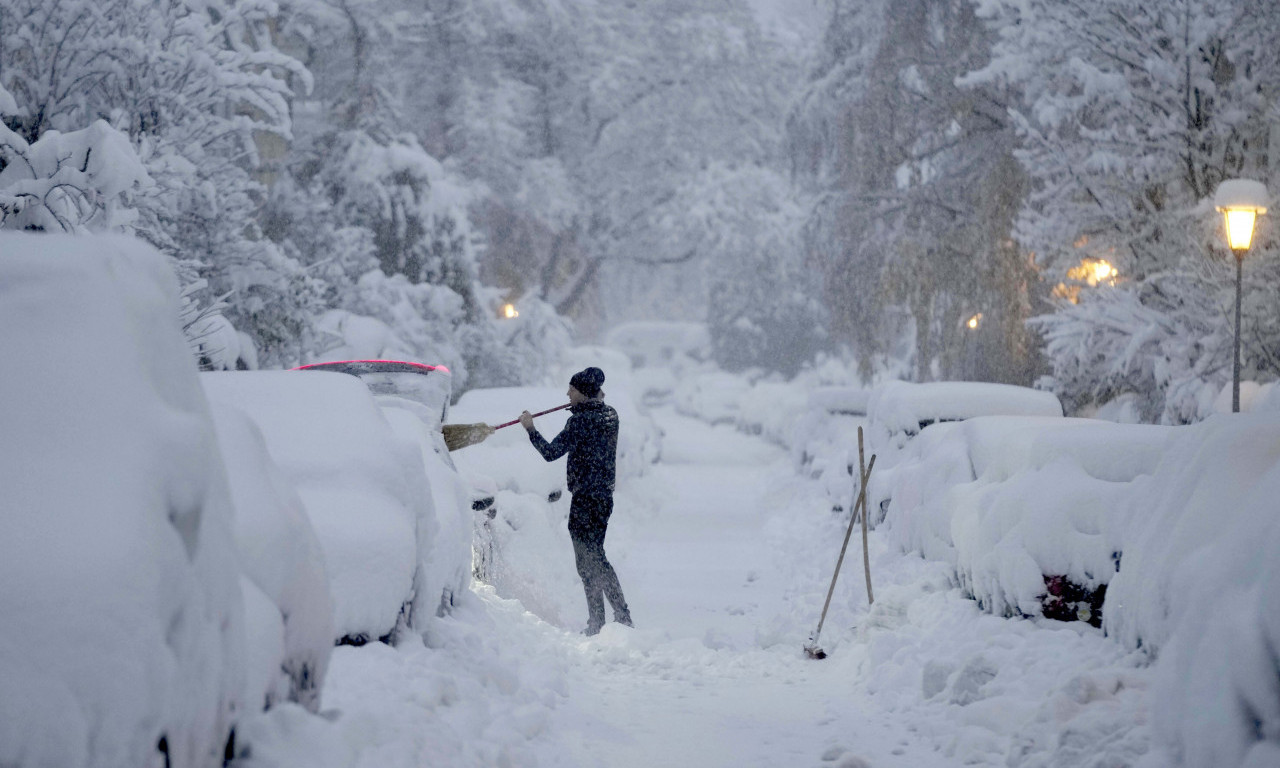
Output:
[0, 234, 245, 768]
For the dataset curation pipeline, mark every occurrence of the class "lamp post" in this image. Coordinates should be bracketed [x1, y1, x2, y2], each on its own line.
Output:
[1214, 179, 1269, 413]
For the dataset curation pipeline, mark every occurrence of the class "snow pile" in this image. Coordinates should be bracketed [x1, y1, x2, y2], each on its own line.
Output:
[0, 234, 243, 767]
[206, 402, 334, 713]
[202, 371, 426, 643]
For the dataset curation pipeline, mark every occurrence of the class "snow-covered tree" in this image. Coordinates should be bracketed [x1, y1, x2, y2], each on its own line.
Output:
[969, 0, 1280, 421]
[789, 0, 1038, 384]
[0, 0, 317, 367]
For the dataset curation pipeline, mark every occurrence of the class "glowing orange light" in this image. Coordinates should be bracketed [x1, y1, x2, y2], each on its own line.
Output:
[502, 303, 519, 319]
[966, 313, 982, 330]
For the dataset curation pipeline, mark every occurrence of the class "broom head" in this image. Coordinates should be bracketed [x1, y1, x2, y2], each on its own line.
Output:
[443, 422, 494, 452]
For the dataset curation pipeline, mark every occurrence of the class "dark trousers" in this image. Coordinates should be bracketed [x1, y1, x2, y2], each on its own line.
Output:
[568, 494, 630, 631]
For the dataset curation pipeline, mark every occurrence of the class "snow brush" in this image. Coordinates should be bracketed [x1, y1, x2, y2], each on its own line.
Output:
[442, 403, 571, 452]
[805, 431, 876, 661]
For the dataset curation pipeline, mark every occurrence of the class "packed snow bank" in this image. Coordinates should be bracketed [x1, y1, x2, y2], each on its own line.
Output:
[207, 402, 334, 712]
[0, 234, 243, 768]
[202, 371, 425, 643]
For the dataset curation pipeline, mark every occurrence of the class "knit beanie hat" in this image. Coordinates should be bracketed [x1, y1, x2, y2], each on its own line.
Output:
[569, 366, 605, 398]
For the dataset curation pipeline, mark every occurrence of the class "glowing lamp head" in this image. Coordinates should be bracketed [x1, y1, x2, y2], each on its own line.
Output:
[966, 313, 982, 330]
[502, 303, 519, 319]
[1214, 179, 1269, 253]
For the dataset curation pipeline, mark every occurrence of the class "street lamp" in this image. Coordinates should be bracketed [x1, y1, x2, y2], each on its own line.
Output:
[1214, 179, 1269, 413]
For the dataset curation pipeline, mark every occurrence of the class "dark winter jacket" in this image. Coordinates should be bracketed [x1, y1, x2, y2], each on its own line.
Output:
[528, 399, 618, 497]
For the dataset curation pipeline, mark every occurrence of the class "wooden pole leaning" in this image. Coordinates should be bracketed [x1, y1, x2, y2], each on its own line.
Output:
[804, 444, 877, 660]
[858, 425, 874, 606]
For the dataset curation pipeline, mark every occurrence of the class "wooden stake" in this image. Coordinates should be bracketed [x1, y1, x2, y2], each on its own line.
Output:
[808, 451, 876, 651]
[858, 426, 874, 605]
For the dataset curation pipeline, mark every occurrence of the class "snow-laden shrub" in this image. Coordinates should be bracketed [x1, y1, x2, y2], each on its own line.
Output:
[0, 120, 149, 232]
[202, 371, 426, 644]
[0, 234, 244, 768]
[206, 402, 334, 713]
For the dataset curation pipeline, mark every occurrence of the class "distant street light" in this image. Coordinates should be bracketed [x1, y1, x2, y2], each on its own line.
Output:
[965, 312, 983, 330]
[1214, 179, 1269, 413]
[501, 302, 519, 319]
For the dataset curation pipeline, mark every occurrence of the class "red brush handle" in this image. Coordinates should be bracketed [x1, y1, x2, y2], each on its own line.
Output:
[493, 402, 571, 430]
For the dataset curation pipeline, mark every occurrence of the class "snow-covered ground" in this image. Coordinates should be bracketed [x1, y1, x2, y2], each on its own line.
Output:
[238, 405, 1157, 768]
[8, 235, 1280, 768]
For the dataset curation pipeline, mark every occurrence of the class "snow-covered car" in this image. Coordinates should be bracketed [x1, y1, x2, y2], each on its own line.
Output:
[206, 401, 334, 713]
[202, 370, 432, 646]
[292, 359, 474, 620]
[1, 234, 246, 768]
[866, 380, 1064, 522]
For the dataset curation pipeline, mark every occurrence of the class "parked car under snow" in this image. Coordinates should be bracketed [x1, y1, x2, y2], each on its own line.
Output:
[866, 380, 1065, 523]
[202, 361, 472, 647]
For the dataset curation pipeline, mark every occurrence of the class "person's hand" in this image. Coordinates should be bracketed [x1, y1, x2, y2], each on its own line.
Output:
[519, 410, 534, 431]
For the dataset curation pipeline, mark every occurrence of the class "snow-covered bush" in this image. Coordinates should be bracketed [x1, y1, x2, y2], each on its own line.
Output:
[0, 120, 149, 232]
[202, 370, 427, 645]
[206, 402, 334, 713]
[0, 234, 244, 768]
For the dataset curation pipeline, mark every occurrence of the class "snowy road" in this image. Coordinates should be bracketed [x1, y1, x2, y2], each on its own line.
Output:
[245, 405, 1150, 768]
[527, 408, 959, 768]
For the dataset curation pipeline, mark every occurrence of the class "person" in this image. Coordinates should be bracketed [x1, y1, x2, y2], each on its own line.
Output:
[519, 366, 633, 636]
